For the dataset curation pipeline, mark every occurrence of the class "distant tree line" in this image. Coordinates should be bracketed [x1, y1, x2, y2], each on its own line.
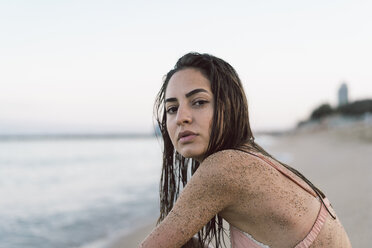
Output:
[310, 99, 372, 120]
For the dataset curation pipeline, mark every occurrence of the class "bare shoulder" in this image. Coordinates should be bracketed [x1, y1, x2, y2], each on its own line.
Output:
[201, 149, 262, 173]
[198, 149, 281, 193]
[196, 149, 265, 187]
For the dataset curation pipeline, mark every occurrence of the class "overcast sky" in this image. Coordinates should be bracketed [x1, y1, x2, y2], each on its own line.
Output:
[1, 0, 371, 134]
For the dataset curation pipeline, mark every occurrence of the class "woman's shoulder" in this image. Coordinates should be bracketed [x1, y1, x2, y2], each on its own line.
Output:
[192, 149, 256, 198]
[200, 148, 265, 174]
[203, 148, 262, 163]
[196, 149, 271, 198]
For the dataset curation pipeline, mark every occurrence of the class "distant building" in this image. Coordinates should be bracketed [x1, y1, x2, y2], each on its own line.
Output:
[338, 82, 348, 106]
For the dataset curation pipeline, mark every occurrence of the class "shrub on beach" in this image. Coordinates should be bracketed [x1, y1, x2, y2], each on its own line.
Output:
[310, 103, 334, 120]
[337, 99, 372, 116]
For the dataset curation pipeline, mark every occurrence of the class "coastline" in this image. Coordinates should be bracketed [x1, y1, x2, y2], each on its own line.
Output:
[114, 125, 371, 248]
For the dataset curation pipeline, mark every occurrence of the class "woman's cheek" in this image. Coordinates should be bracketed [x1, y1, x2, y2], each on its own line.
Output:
[166, 121, 176, 146]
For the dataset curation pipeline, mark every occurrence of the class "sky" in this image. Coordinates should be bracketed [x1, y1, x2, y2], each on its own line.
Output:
[1, 0, 371, 134]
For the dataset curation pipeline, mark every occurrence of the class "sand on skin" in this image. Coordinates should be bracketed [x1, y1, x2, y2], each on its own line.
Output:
[114, 126, 372, 248]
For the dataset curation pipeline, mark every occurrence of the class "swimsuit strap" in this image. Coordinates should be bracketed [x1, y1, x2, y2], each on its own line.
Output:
[242, 150, 317, 198]
[294, 198, 331, 248]
[229, 149, 335, 248]
[229, 198, 332, 248]
[240, 149, 337, 219]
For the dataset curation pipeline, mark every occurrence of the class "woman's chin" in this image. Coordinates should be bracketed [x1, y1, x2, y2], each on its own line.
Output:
[177, 150, 205, 162]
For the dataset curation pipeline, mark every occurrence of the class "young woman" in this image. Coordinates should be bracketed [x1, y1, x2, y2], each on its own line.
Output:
[140, 53, 352, 247]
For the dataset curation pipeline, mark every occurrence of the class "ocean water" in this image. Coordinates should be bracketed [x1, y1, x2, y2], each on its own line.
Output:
[0, 137, 162, 248]
[0, 135, 280, 248]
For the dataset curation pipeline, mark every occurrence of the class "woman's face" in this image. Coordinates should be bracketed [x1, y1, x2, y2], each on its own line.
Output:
[165, 68, 214, 162]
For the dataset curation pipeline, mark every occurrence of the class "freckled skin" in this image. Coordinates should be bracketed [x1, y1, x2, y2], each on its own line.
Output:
[140, 149, 352, 247]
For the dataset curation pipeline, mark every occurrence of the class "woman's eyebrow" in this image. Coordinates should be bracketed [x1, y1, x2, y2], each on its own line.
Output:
[165, 88, 209, 103]
[165, 97, 177, 103]
[185, 88, 208, 98]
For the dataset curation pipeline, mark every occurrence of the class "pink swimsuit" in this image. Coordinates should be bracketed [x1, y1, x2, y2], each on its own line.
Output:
[229, 152, 333, 248]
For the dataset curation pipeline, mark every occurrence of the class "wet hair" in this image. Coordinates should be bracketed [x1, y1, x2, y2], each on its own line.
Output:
[154, 52, 333, 248]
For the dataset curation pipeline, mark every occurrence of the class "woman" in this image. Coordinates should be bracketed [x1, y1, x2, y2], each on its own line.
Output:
[140, 53, 352, 247]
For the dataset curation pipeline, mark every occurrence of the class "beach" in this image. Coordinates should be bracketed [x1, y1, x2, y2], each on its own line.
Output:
[116, 124, 372, 248]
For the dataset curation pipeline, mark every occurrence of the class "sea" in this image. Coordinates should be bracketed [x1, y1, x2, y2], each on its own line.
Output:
[0, 135, 280, 248]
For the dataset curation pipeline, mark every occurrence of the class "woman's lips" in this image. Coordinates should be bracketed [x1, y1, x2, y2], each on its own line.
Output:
[179, 134, 197, 143]
[178, 131, 197, 143]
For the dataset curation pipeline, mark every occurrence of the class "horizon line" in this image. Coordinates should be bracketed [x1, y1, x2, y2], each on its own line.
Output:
[0, 132, 158, 141]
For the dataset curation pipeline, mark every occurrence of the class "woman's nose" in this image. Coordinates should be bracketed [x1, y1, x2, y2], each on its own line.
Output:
[176, 105, 192, 125]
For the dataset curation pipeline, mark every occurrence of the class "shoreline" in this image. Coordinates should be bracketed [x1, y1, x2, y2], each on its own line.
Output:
[107, 221, 156, 248]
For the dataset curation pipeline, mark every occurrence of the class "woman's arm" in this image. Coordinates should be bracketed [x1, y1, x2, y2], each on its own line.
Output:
[139, 150, 244, 248]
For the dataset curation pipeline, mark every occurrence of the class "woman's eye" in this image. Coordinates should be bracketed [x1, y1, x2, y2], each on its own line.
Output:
[166, 106, 178, 114]
[194, 100, 208, 106]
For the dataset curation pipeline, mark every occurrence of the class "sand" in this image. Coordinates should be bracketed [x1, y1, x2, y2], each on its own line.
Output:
[113, 125, 372, 247]
[108, 222, 156, 248]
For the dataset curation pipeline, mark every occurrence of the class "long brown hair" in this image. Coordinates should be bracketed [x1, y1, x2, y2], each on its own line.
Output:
[154, 52, 333, 247]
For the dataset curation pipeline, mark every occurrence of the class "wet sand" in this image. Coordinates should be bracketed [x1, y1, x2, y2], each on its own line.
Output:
[113, 126, 372, 247]
[108, 222, 156, 248]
